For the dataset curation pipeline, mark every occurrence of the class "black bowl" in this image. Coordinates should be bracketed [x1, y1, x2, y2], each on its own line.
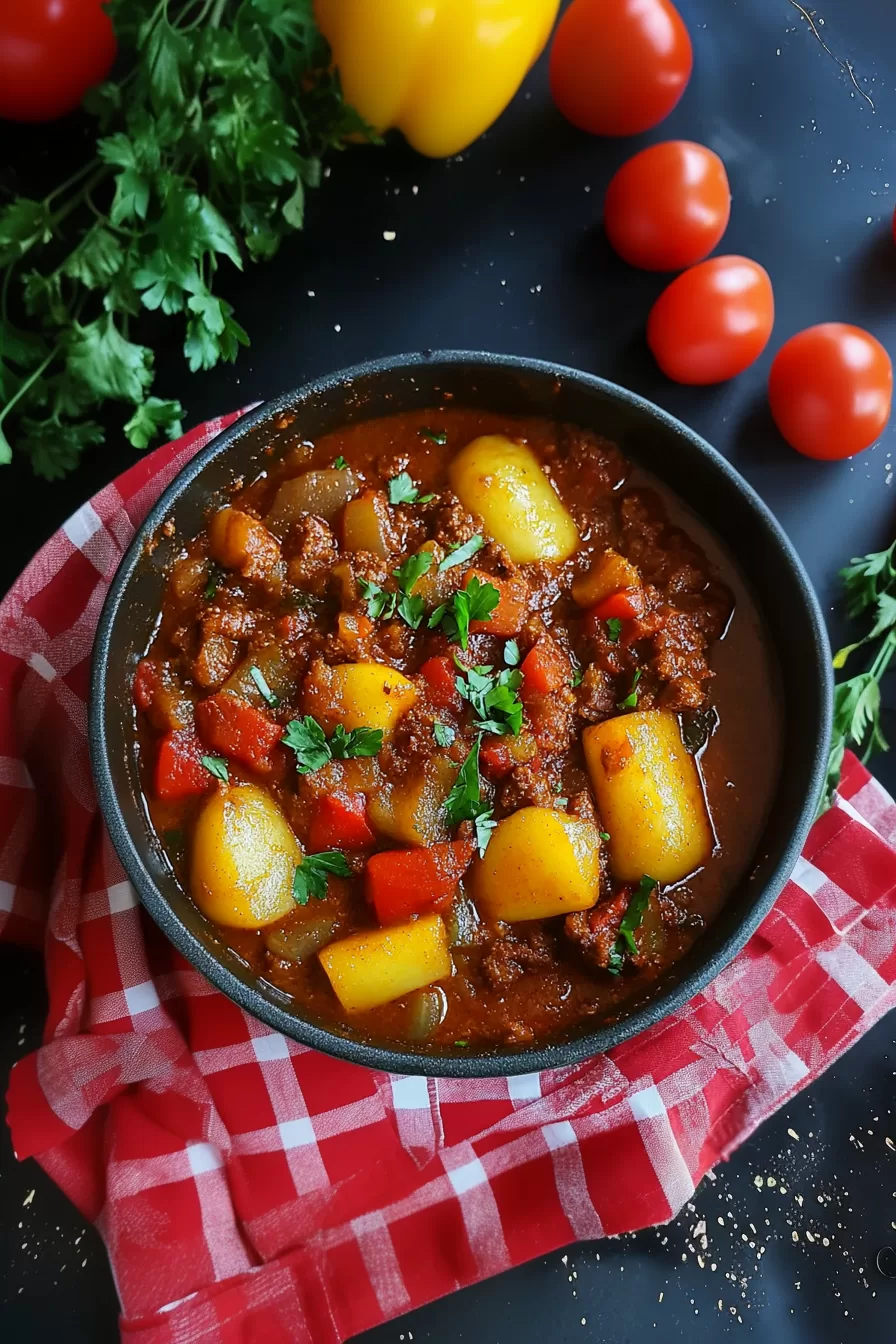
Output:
[90, 351, 832, 1078]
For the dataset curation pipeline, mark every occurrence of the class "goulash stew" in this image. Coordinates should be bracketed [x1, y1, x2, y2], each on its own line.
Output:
[134, 409, 780, 1051]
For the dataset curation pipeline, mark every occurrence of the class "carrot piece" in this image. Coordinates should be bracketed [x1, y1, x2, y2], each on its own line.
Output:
[367, 840, 475, 924]
[419, 655, 462, 711]
[309, 792, 375, 851]
[466, 568, 529, 635]
[195, 692, 283, 772]
[589, 588, 647, 622]
[521, 638, 571, 698]
[155, 729, 211, 800]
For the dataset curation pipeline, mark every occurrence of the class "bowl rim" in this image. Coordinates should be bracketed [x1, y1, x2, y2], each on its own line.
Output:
[89, 349, 833, 1078]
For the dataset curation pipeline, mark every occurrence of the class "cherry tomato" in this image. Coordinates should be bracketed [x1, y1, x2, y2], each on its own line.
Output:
[647, 256, 775, 385]
[0, 0, 116, 124]
[604, 141, 731, 272]
[768, 324, 892, 460]
[549, 0, 693, 137]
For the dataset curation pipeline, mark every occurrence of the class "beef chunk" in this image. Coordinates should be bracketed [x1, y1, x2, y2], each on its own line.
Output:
[482, 927, 554, 989]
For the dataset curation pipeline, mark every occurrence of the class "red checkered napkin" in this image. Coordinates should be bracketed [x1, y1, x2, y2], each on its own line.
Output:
[4, 413, 896, 1344]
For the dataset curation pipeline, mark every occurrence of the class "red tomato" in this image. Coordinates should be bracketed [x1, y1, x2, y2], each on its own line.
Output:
[0, 0, 116, 124]
[768, 324, 893, 460]
[549, 0, 693, 137]
[604, 141, 731, 271]
[647, 256, 775, 385]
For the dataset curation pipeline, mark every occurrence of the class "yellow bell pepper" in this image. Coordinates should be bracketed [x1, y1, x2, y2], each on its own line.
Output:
[315, 0, 560, 159]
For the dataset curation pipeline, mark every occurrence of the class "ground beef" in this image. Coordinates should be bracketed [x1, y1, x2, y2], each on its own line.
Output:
[482, 927, 554, 990]
[285, 516, 339, 591]
[568, 789, 597, 826]
[649, 610, 712, 686]
[499, 762, 558, 812]
[432, 494, 480, 548]
[202, 601, 257, 641]
[564, 892, 628, 970]
[659, 675, 706, 711]
[576, 663, 618, 721]
[380, 700, 443, 778]
[526, 685, 576, 758]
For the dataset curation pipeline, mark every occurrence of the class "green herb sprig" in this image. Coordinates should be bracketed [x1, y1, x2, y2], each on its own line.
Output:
[455, 662, 524, 736]
[0, 0, 373, 479]
[429, 574, 500, 650]
[293, 851, 352, 905]
[824, 541, 896, 806]
[607, 876, 657, 975]
[387, 472, 434, 505]
[443, 737, 496, 856]
[281, 716, 382, 774]
[358, 550, 433, 629]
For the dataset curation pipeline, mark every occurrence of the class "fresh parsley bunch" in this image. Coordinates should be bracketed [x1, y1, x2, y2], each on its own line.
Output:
[0, 0, 372, 479]
[824, 541, 896, 806]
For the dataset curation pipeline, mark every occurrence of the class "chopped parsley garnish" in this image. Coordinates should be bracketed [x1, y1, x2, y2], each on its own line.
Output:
[444, 737, 496, 856]
[204, 566, 221, 600]
[429, 574, 500, 650]
[420, 428, 448, 445]
[454, 1039, 470, 1047]
[333, 455, 349, 470]
[618, 668, 642, 709]
[249, 664, 279, 708]
[359, 551, 433, 629]
[555, 797, 568, 808]
[292, 851, 353, 905]
[387, 472, 434, 505]
[455, 662, 524, 736]
[605, 617, 622, 643]
[433, 722, 456, 747]
[570, 665, 584, 688]
[438, 533, 484, 572]
[503, 639, 521, 667]
[599, 831, 611, 842]
[281, 716, 383, 774]
[201, 755, 229, 782]
[607, 876, 658, 974]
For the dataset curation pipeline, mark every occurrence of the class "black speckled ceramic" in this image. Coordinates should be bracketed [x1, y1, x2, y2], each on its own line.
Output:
[89, 352, 832, 1077]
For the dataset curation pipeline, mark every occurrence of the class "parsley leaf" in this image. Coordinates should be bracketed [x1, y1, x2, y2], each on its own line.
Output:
[599, 831, 611, 842]
[455, 662, 524, 736]
[204, 565, 221, 600]
[443, 737, 495, 855]
[570, 665, 584, 688]
[201, 755, 229, 782]
[606, 617, 622, 643]
[293, 851, 352, 905]
[329, 725, 383, 759]
[420, 428, 447, 445]
[429, 574, 500, 650]
[433, 722, 456, 747]
[503, 639, 521, 666]
[606, 876, 658, 974]
[359, 551, 433, 628]
[387, 472, 433, 505]
[333, 455, 348, 469]
[281, 716, 382, 773]
[281, 716, 331, 773]
[618, 669, 642, 709]
[358, 577, 396, 622]
[438, 534, 484, 572]
[249, 664, 279, 707]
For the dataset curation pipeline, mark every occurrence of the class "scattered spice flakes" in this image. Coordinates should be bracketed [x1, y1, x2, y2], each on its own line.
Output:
[22, 1189, 35, 1207]
[788, 1128, 800, 1141]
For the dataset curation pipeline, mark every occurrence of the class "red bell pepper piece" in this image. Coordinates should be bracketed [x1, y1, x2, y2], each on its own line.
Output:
[589, 587, 647, 622]
[419, 655, 462, 711]
[195, 692, 283, 773]
[133, 658, 158, 712]
[467, 568, 529, 635]
[367, 839, 475, 924]
[309, 792, 375, 852]
[155, 728, 211, 800]
[480, 737, 514, 779]
[521, 638, 571, 699]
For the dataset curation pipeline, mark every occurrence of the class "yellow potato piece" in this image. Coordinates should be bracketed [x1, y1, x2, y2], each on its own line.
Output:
[368, 755, 457, 847]
[319, 913, 451, 1013]
[304, 661, 417, 735]
[450, 434, 579, 563]
[571, 548, 641, 609]
[583, 711, 713, 885]
[473, 807, 601, 922]
[191, 785, 301, 929]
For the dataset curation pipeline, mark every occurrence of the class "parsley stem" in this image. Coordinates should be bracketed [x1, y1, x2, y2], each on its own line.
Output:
[0, 348, 58, 427]
[44, 159, 99, 208]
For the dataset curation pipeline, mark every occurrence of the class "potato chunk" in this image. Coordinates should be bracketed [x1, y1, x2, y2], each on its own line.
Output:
[368, 755, 458, 846]
[571, 548, 641, 608]
[267, 468, 358, 528]
[319, 913, 451, 1013]
[208, 507, 280, 580]
[191, 785, 300, 929]
[473, 807, 601, 922]
[342, 489, 393, 558]
[304, 660, 417, 734]
[449, 435, 579, 563]
[583, 711, 713, 884]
